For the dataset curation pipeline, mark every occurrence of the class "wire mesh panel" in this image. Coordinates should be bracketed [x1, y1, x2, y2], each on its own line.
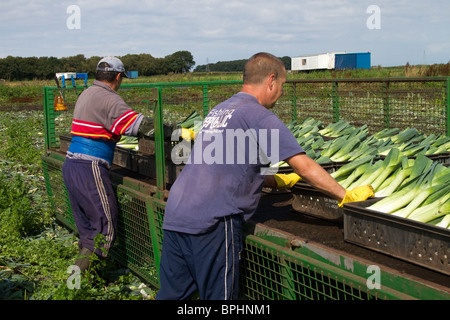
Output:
[41, 154, 76, 232]
[333, 80, 387, 133]
[158, 81, 242, 125]
[289, 78, 449, 135]
[160, 85, 205, 124]
[207, 82, 243, 114]
[287, 81, 335, 125]
[240, 237, 288, 300]
[386, 79, 447, 134]
[285, 259, 373, 300]
[43, 77, 449, 151]
[113, 184, 159, 287]
[240, 235, 385, 300]
[43, 87, 78, 149]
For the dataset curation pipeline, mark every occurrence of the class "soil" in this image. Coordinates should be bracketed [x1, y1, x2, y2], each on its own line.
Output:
[0, 104, 42, 111]
[251, 191, 450, 291]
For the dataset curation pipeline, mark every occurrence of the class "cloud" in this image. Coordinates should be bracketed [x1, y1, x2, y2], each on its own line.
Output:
[0, 0, 448, 66]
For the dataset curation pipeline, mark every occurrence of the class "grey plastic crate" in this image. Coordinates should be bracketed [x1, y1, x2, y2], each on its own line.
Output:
[343, 199, 450, 276]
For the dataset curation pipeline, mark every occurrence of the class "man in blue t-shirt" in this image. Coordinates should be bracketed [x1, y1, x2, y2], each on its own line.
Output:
[156, 52, 374, 300]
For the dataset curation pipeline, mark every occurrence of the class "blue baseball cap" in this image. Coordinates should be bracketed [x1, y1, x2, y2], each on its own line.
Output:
[97, 56, 128, 77]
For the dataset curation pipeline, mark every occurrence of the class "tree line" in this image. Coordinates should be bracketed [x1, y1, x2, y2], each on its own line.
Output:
[194, 56, 292, 72]
[0, 51, 195, 81]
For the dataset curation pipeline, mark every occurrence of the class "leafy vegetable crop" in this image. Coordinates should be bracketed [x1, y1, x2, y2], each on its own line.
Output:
[0, 110, 151, 300]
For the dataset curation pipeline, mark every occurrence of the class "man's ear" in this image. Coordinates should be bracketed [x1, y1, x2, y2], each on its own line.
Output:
[268, 74, 275, 90]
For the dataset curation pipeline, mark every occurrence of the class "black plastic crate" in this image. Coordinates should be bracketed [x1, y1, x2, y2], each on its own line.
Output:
[291, 182, 343, 222]
[343, 199, 450, 276]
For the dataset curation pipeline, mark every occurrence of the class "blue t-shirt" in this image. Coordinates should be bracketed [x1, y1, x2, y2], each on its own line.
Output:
[163, 92, 304, 234]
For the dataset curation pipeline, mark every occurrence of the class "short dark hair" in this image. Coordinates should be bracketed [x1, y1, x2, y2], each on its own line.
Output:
[95, 62, 121, 82]
[243, 52, 285, 85]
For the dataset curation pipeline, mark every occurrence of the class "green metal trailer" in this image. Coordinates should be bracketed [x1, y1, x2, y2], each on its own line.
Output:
[42, 77, 450, 300]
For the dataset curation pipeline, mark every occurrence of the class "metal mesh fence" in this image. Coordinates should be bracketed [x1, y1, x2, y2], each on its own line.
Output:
[289, 78, 449, 135]
[43, 77, 448, 150]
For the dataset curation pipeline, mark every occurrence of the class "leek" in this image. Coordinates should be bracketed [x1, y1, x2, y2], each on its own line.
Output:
[370, 150, 404, 191]
[346, 160, 383, 189]
[330, 155, 374, 180]
[318, 120, 349, 137]
[431, 135, 450, 147]
[294, 125, 318, 138]
[390, 128, 421, 144]
[408, 187, 450, 219]
[270, 161, 289, 167]
[375, 158, 413, 197]
[391, 179, 450, 218]
[321, 135, 348, 158]
[436, 214, 450, 229]
[367, 162, 437, 213]
[339, 162, 372, 189]
[373, 128, 400, 140]
[369, 163, 450, 217]
[409, 198, 450, 224]
[117, 135, 139, 150]
[375, 156, 427, 197]
[375, 167, 402, 194]
[179, 111, 203, 129]
[316, 155, 332, 164]
[347, 146, 378, 161]
[347, 148, 401, 190]
[397, 154, 433, 189]
[330, 136, 361, 161]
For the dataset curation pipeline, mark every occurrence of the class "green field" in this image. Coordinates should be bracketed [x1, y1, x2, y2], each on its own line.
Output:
[1, 63, 448, 110]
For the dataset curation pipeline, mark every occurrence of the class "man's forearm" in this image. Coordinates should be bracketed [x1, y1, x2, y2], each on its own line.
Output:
[287, 154, 346, 201]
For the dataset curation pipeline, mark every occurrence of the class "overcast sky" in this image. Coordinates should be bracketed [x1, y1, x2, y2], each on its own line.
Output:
[0, 0, 448, 68]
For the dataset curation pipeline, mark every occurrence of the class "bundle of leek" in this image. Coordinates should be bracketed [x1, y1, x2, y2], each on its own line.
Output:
[289, 117, 323, 139]
[318, 127, 371, 162]
[117, 135, 139, 150]
[367, 161, 450, 228]
[425, 134, 450, 155]
[178, 111, 203, 136]
[318, 120, 367, 138]
[330, 148, 405, 191]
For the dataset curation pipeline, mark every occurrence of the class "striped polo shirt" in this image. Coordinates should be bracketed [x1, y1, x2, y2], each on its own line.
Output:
[70, 80, 140, 141]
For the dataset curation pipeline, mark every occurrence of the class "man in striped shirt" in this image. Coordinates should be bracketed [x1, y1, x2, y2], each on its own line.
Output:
[62, 56, 157, 273]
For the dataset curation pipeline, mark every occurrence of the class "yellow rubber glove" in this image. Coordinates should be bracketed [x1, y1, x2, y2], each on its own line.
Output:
[273, 173, 302, 189]
[181, 128, 196, 141]
[338, 185, 375, 207]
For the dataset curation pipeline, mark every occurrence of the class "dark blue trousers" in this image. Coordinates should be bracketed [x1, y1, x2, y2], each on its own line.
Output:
[156, 215, 243, 300]
[62, 158, 118, 257]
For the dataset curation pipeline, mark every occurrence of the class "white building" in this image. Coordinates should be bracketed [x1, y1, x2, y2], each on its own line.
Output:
[291, 52, 344, 71]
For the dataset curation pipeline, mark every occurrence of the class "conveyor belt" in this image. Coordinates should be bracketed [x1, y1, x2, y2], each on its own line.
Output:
[251, 191, 450, 290]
